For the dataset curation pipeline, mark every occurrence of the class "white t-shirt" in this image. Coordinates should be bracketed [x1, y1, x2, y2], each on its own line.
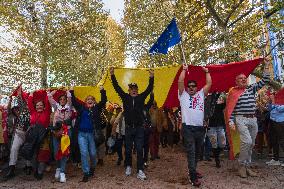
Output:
[178, 89, 205, 126]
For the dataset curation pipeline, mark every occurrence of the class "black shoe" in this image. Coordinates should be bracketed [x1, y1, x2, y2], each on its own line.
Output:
[25, 166, 32, 175]
[81, 174, 89, 182]
[116, 159, 122, 166]
[89, 167, 95, 177]
[205, 158, 212, 162]
[97, 159, 104, 166]
[215, 159, 221, 168]
[156, 156, 160, 159]
[34, 172, 43, 180]
[3, 165, 15, 181]
[150, 157, 155, 161]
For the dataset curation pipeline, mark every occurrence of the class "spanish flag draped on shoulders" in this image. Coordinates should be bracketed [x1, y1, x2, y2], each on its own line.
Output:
[224, 87, 245, 160]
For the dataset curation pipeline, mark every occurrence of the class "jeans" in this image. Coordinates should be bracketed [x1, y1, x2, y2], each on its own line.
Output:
[125, 126, 144, 171]
[78, 131, 96, 174]
[235, 116, 258, 165]
[182, 125, 205, 181]
[207, 127, 226, 149]
[143, 127, 151, 162]
[53, 129, 71, 173]
[270, 120, 284, 161]
[115, 135, 125, 161]
[149, 129, 160, 158]
[204, 135, 212, 160]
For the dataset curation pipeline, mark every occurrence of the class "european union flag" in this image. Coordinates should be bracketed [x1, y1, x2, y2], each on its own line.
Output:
[149, 18, 181, 54]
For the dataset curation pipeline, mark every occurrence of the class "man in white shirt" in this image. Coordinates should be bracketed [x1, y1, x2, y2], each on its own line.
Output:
[178, 64, 212, 187]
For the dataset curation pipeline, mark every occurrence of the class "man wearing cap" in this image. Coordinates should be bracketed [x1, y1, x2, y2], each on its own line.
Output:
[109, 67, 154, 180]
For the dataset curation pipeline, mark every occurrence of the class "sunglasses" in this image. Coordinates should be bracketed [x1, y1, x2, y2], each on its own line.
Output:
[188, 85, 197, 88]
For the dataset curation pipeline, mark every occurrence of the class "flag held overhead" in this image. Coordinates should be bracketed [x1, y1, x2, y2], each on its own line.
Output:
[149, 18, 181, 55]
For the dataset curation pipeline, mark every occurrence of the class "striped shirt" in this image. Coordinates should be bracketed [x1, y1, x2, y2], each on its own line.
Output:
[229, 73, 270, 123]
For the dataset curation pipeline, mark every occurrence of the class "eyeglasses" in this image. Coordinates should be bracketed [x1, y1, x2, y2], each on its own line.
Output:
[188, 85, 197, 88]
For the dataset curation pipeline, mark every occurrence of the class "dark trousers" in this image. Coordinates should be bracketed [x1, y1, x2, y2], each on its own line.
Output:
[143, 127, 151, 163]
[149, 129, 160, 158]
[270, 120, 284, 161]
[125, 126, 144, 171]
[115, 135, 125, 161]
[182, 125, 205, 181]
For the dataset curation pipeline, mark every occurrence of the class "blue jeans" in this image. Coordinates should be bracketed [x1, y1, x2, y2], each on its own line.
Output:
[204, 135, 212, 160]
[53, 129, 71, 173]
[125, 126, 144, 171]
[207, 127, 226, 149]
[182, 125, 205, 181]
[78, 131, 96, 174]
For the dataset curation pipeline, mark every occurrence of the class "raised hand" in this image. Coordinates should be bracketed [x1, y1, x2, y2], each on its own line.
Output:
[109, 67, 114, 75]
[182, 64, 188, 70]
[202, 67, 209, 73]
[149, 69, 154, 77]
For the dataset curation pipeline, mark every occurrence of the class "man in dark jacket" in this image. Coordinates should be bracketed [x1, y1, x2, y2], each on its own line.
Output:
[109, 67, 154, 180]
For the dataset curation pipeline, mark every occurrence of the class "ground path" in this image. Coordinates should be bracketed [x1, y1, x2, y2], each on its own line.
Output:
[0, 146, 283, 189]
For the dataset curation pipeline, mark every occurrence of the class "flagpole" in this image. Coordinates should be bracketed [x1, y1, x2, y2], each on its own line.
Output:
[179, 42, 187, 65]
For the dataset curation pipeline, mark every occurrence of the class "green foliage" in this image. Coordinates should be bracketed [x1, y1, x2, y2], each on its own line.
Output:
[123, 0, 272, 67]
[0, 0, 125, 93]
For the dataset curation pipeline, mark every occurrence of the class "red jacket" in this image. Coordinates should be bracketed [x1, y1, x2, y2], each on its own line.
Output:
[28, 95, 51, 128]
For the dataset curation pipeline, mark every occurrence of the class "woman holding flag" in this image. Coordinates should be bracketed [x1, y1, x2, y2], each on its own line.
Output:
[48, 89, 73, 183]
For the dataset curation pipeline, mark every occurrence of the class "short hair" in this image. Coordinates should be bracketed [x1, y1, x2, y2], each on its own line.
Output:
[128, 83, 138, 89]
[187, 80, 197, 86]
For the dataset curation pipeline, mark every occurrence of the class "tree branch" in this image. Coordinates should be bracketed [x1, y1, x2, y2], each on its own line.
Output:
[224, 0, 245, 25]
[228, 7, 254, 28]
[204, 0, 226, 29]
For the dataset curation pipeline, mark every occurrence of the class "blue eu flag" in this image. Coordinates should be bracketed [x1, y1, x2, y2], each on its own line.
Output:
[149, 18, 181, 54]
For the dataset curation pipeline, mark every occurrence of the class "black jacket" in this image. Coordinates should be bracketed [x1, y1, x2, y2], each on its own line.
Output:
[20, 124, 48, 160]
[71, 90, 107, 132]
[111, 74, 154, 127]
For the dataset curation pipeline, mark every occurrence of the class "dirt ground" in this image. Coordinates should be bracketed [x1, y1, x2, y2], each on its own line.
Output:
[0, 146, 284, 189]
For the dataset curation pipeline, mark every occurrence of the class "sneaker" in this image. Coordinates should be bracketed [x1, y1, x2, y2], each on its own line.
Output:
[55, 168, 60, 180]
[60, 173, 66, 183]
[190, 179, 201, 187]
[125, 166, 132, 176]
[266, 159, 281, 166]
[238, 166, 247, 178]
[137, 170, 147, 180]
[281, 163, 284, 167]
[246, 168, 257, 177]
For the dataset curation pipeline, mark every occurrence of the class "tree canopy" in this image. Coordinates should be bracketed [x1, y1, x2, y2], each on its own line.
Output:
[0, 0, 125, 94]
[123, 0, 282, 67]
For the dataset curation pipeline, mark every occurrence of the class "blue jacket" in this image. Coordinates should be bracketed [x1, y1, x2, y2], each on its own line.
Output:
[71, 90, 107, 132]
[269, 103, 284, 123]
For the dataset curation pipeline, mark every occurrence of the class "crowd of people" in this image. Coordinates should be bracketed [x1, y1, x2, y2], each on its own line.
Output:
[0, 60, 283, 187]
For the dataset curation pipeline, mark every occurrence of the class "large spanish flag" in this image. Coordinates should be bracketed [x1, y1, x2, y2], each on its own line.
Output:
[74, 58, 263, 109]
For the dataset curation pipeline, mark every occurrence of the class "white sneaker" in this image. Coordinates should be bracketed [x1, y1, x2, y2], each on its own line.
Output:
[60, 173, 66, 183]
[281, 163, 284, 167]
[266, 159, 281, 166]
[137, 170, 147, 180]
[125, 166, 132, 176]
[55, 168, 60, 180]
